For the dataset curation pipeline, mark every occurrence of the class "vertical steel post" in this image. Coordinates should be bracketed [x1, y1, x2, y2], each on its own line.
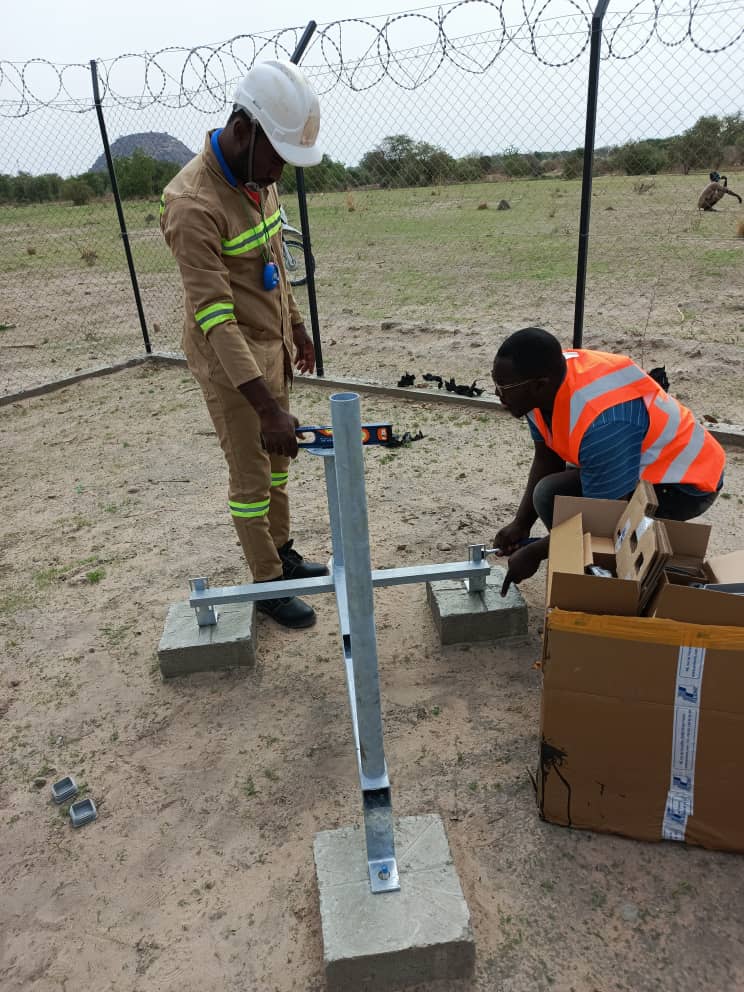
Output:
[89, 59, 152, 354]
[323, 453, 344, 572]
[331, 394, 386, 779]
[573, 0, 611, 349]
[290, 22, 325, 377]
[330, 393, 398, 892]
[466, 544, 488, 593]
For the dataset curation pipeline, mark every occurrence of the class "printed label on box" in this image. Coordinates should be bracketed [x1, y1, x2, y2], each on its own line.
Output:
[663, 645, 705, 842]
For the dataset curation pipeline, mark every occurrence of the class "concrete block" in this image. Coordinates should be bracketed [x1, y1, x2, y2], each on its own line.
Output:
[157, 601, 256, 679]
[427, 565, 527, 645]
[314, 813, 475, 992]
[710, 422, 744, 449]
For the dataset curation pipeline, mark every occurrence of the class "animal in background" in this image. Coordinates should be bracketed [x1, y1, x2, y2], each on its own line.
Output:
[698, 171, 742, 211]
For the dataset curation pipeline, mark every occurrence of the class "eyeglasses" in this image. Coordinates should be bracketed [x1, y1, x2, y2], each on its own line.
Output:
[492, 377, 538, 397]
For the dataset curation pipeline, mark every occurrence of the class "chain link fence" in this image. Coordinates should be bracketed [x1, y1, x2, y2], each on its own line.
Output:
[1, 1, 743, 400]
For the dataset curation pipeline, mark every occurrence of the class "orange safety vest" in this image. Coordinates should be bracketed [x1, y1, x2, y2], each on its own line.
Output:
[527, 350, 724, 492]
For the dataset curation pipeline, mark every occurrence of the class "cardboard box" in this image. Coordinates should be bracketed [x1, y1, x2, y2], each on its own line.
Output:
[651, 550, 744, 627]
[547, 500, 639, 618]
[538, 610, 744, 851]
[538, 491, 744, 851]
[548, 494, 714, 619]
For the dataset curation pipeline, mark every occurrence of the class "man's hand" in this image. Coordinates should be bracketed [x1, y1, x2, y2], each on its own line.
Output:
[501, 537, 549, 596]
[238, 375, 301, 458]
[493, 519, 532, 556]
[292, 322, 315, 374]
[259, 408, 301, 458]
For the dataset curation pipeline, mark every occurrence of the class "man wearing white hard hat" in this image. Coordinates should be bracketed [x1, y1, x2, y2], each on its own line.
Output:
[161, 60, 325, 629]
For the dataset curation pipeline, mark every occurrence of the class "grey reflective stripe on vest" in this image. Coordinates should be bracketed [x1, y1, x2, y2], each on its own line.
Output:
[663, 422, 707, 483]
[640, 393, 706, 483]
[569, 364, 648, 434]
[640, 393, 680, 468]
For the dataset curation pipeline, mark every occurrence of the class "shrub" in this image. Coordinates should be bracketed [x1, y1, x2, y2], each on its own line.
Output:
[63, 179, 93, 206]
[611, 141, 668, 176]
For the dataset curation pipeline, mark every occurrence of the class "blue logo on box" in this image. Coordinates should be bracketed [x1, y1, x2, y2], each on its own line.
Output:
[677, 685, 698, 703]
[673, 775, 692, 791]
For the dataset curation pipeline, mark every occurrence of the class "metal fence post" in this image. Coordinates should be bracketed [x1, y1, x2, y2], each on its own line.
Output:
[89, 59, 152, 354]
[290, 22, 325, 377]
[573, 0, 611, 349]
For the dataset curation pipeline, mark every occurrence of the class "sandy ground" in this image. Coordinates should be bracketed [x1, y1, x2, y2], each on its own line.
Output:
[3, 265, 744, 428]
[2, 363, 744, 991]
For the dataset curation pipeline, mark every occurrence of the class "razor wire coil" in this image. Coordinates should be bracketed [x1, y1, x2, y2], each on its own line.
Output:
[2, 0, 743, 117]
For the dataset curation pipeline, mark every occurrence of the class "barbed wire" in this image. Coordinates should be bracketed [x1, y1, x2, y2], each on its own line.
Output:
[1, 0, 743, 117]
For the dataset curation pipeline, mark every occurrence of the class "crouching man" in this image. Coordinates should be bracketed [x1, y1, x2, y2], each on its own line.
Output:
[491, 327, 725, 593]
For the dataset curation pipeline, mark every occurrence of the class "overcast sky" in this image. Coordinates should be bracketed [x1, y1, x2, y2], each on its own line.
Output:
[5, 0, 423, 62]
[2, 0, 743, 176]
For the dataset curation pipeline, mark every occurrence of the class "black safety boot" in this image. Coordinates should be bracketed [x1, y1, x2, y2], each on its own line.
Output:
[255, 577, 316, 629]
[278, 539, 329, 580]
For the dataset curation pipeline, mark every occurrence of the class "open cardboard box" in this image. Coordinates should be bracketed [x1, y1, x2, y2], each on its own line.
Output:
[546, 493, 743, 620]
[650, 548, 744, 626]
[547, 495, 702, 619]
[539, 491, 744, 852]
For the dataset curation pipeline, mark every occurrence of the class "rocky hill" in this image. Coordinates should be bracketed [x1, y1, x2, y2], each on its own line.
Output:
[90, 132, 195, 172]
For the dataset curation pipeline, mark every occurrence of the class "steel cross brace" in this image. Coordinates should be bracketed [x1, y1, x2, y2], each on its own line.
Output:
[187, 392, 492, 893]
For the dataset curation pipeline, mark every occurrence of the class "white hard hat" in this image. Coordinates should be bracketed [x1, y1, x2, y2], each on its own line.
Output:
[232, 60, 322, 168]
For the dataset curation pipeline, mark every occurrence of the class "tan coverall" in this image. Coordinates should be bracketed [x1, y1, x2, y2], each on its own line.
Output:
[161, 132, 303, 581]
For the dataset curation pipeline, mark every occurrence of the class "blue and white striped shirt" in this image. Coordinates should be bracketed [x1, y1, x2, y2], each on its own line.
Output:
[528, 398, 649, 499]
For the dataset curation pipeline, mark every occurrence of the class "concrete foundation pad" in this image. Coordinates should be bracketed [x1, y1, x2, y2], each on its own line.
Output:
[427, 566, 528, 645]
[157, 601, 256, 679]
[314, 814, 475, 992]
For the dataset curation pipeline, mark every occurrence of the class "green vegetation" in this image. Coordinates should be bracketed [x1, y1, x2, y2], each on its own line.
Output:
[0, 164, 741, 345]
[0, 149, 179, 206]
[2, 111, 743, 212]
[34, 556, 99, 589]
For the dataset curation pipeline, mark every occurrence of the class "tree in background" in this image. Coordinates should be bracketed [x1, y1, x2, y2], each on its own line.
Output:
[115, 149, 155, 198]
[610, 139, 668, 175]
[78, 171, 110, 197]
[561, 150, 584, 180]
[109, 150, 181, 199]
[4, 171, 62, 203]
[62, 178, 93, 206]
[451, 153, 492, 182]
[2, 115, 742, 207]
[501, 146, 544, 178]
[279, 153, 350, 194]
[720, 111, 744, 166]
[668, 115, 723, 174]
[358, 134, 457, 187]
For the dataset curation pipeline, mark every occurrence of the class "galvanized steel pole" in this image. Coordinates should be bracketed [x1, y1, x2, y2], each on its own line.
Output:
[330, 392, 386, 780]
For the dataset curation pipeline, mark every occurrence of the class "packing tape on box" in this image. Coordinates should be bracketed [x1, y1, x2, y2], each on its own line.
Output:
[548, 610, 744, 651]
[662, 645, 705, 842]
